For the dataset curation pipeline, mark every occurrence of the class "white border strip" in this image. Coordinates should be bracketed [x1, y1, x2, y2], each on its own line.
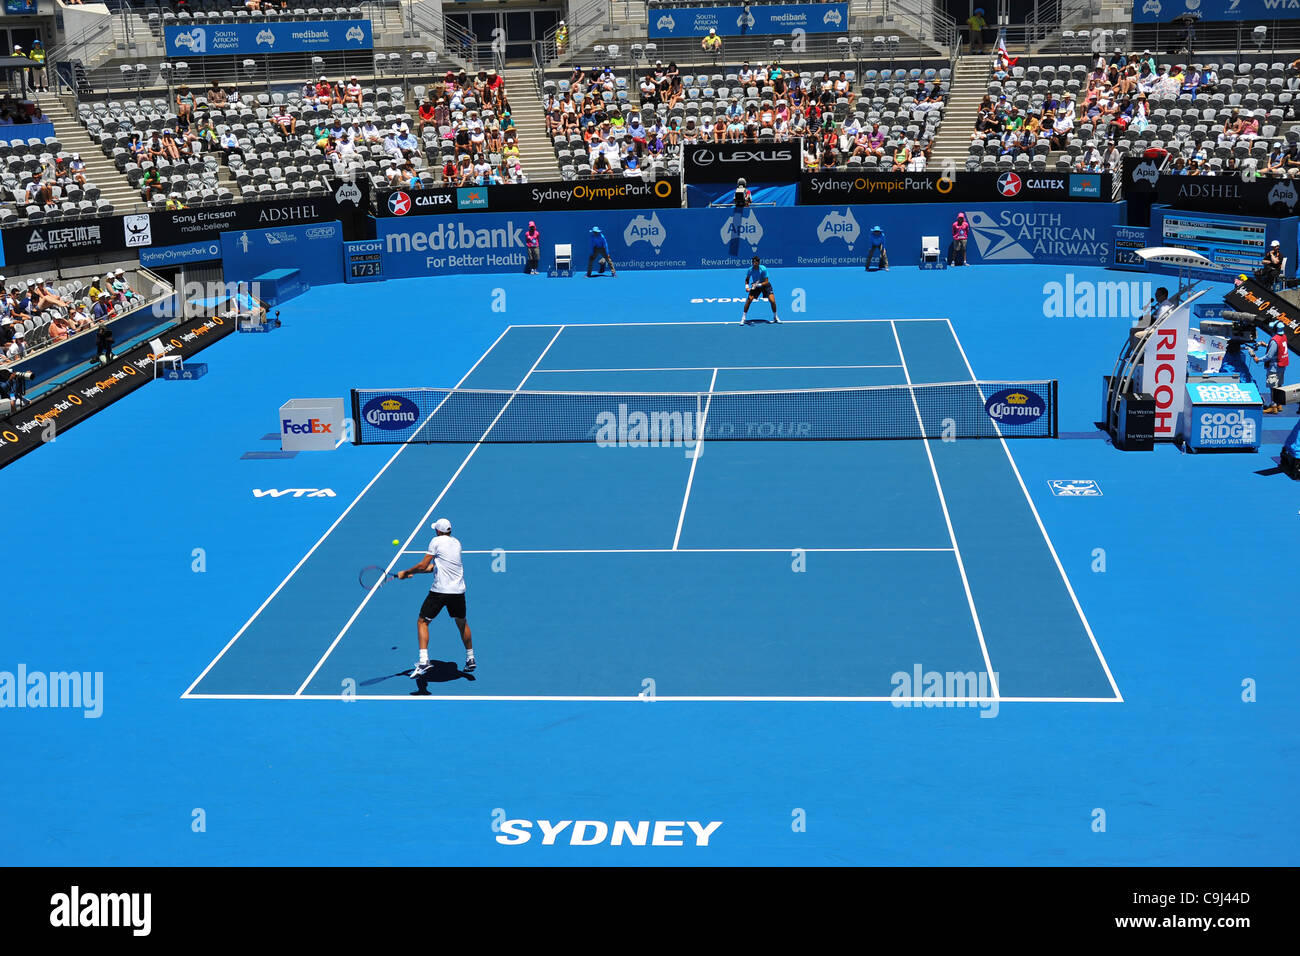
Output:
[184, 694, 1125, 703]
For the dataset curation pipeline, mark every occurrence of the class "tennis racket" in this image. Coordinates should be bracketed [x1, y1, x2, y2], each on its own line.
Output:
[359, 565, 399, 590]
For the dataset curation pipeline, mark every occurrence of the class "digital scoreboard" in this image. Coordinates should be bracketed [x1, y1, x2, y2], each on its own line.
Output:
[344, 240, 384, 283]
[1157, 212, 1271, 278]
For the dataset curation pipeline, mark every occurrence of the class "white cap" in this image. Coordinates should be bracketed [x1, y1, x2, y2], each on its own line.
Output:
[432, 518, 451, 533]
[1271, 240, 1280, 247]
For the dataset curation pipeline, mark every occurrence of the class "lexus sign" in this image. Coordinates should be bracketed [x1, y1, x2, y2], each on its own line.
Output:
[684, 139, 803, 183]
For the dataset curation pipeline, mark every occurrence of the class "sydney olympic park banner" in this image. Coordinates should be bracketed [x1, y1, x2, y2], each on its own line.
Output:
[649, 3, 848, 38]
[373, 201, 1125, 278]
[1132, 0, 1300, 23]
[164, 20, 373, 58]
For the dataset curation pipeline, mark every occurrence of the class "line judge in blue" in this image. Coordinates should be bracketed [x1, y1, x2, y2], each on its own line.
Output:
[741, 255, 780, 325]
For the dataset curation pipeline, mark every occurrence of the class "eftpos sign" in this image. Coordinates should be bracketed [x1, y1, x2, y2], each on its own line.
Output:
[684, 140, 803, 184]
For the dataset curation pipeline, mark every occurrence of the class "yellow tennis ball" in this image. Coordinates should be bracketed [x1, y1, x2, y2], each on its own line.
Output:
[392, 539, 400, 546]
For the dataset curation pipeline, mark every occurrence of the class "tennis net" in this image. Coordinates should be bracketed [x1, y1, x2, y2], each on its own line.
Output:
[350, 381, 1058, 445]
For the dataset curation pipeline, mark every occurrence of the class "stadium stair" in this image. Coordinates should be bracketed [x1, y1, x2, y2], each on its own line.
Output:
[501, 66, 563, 182]
[35, 97, 143, 212]
[928, 53, 992, 170]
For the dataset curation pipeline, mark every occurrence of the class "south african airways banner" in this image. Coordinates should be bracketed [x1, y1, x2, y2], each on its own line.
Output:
[164, 20, 373, 58]
[649, 3, 849, 38]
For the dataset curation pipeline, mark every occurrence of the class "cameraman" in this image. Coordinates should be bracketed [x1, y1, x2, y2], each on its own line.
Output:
[0, 367, 34, 410]
[95, 320, 115, 366]
[1254, 320, 1291, 414]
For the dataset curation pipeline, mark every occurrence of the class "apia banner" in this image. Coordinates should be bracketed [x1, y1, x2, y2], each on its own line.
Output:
[3, 178, 369, 267]
[0, 311, 237, 470]
[1132, 0, 1300, 23]
[649, 3, 849, 38]
[374, 201, 1123, 278]
[164, 20, 373, 58]
[684, 140, 803, 184]
[376, 178, 681, 217]
[1123, 155, 1300, 215]
[800, 170, 1112, 205]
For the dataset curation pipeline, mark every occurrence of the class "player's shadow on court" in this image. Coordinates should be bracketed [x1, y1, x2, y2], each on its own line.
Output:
[409, 660, 475, 696]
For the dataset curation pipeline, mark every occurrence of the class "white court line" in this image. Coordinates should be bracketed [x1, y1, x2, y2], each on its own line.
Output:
[672, 367, 717, 550]
[891, 320, 1000, 699]
[181, 323, 519, 700]
[944, 318, 1123, 702]
[400, 548, 957, 555]
[292, 326, 567, 696]
[184, 694, 1124, 703]
[501, 318, 949, 327]
[530, 365, 903, 372]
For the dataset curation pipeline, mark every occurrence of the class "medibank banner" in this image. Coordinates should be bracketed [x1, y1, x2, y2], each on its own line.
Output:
[375, 201, 1123, 278]
[375, 178, 681, 217]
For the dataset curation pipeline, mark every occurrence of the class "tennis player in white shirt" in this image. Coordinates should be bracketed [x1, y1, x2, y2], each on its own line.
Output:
[397, 517, 475, 676]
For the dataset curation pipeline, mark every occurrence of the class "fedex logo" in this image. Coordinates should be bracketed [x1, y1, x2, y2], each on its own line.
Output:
[281, 418, 333, 435]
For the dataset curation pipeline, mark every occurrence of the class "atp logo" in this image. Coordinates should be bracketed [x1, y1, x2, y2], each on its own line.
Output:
[1048, 479, 1102, 497]
[997, 171, 1022, 196]
[346, 26, 365, 43]
[966, 210, 1033, 261]
[335, 181, 362, 205]
[816, 209, 860, 249]
[255, 29, 275, 47]
[123, 213, 153, 248]
[625, 212, 667, 252]
[1268, 180, 1299, 209]
[656, 15, 676, 31]
[722, 209, 764, 248]
[822, 9, 843, 25]
[172, 28, 206, 53]
[388, 191, 412, 215]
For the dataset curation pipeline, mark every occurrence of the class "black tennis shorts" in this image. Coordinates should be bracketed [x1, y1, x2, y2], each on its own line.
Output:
[420, 591, 467, 621]
[748, 281, 772, 299]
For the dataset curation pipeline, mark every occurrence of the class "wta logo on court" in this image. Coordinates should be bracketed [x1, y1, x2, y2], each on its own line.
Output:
[362, 395, 420, 430]
[984, 388, 1045, 423]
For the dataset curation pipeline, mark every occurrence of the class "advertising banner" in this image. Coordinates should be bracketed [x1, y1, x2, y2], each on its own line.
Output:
[1132, 0, 1300, 24]
[649, 3, 849, 38]
[685, 141, 803, 184]
[3, 178, 369, 267]
[800, 171, 1112, 205]
[1138, 299, 1191, 441]
[0, 312, 237, 469]
[220, 220, 344, 287]
[374, 201, 1124, 279]
[1122, 155, 1300, 216]
[164, 20, 373, 58]
[375, 178, 681, 217]
[1150, 206, 1295, 280]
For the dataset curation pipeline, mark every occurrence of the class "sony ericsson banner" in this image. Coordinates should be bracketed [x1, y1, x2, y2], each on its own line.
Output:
[2, 178, 369, 266]
[1123, 155, 1300, 215]
[165, 20, 373, 58]
[800, 170, 1112, 205]
[0, 311, 237, 470]
[220, 220, 344, 286]
[684, 141, 803, 184]
[375, 201, 1123, 279]
[376, 178, 681, 217]
[649, 3, 849, 38]
[1132, 0, 1300, 24]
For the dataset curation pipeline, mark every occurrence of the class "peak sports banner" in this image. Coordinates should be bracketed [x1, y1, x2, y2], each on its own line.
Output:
[649, 3, 849, 38]
[2, 178, 370, 267]
[684, 141, 803, 184]
[0, 311, 238, 470]
[799, 170, 1113, 204]
[375, 178, 681, 217]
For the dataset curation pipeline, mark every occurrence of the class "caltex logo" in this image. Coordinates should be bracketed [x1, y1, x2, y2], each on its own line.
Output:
[997, 172, 1022, 197]
[388, 191, 411, 216]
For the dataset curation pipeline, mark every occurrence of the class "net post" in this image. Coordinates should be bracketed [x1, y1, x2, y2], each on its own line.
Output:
[349, 389, 361, 445]
[1051, 380, 1059, 438]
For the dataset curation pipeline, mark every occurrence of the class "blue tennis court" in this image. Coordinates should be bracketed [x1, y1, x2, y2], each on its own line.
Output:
[186, 317, 1118, 702]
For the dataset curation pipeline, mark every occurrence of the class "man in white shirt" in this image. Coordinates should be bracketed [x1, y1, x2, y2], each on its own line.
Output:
[398, 517, 475, 675]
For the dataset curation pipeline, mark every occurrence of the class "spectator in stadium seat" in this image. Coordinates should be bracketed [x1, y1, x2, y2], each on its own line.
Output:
[3, 331, 25, 362]
[26, 171, 54, 208]
[33, 279, 67, 312]
[91, 292, 114, 322]
[207, 80, 228, 109]
[68, 303, 92, 332]
[160, 130, 182, 161]
[140, 167, 163, 203]
[273, 105, 296, 139]
[176, 84, 195, 127]
[47, 315, 72, 343]
[344, 76, 364, 108]
[219, 129, 242, 162]
[891, 142, 911, 171]
[702, 29, 722, 57]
